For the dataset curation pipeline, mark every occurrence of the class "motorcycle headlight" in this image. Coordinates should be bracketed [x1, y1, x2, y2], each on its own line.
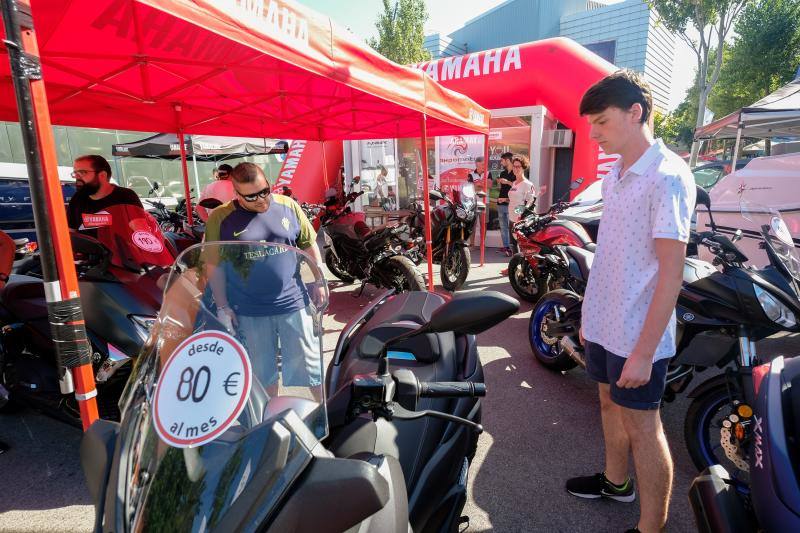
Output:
[130, 315, 157, 341]
[753, 284, 796, 328]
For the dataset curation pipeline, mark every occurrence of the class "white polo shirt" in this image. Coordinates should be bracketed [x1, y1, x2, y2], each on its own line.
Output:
[582, 139, 696, 361]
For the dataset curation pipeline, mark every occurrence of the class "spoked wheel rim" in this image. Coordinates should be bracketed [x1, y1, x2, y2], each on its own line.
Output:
[443, 251, 462, 282]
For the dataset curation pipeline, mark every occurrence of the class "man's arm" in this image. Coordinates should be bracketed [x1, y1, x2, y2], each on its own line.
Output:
[304, 241, 324, 268]
[616, 238, 685, 388]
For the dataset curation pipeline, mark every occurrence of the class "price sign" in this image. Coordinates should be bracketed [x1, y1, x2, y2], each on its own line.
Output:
[153, 331, 252, 448]
[132, 230, 164, 253]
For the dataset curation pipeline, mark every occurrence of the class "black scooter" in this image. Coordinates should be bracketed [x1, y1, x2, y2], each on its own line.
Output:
[689, 355, 800, 533]
[0, 231, 165, 424]
[326, 288, 517, 532]
[79, 241, 517, 532]
[678, 191, 800, 483]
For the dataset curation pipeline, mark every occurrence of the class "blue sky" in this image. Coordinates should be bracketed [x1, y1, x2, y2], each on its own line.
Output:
[297, 0, 694, 111]
[297, 0, 507, 40]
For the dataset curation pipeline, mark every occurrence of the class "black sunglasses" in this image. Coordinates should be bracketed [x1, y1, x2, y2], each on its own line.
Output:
[236, 186, 270, 202]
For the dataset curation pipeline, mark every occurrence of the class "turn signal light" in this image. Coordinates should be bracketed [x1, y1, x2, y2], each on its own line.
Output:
[737, 404, 753, 419]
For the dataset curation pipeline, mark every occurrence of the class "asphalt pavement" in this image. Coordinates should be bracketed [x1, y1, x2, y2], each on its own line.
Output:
[1, 249, 797, 532]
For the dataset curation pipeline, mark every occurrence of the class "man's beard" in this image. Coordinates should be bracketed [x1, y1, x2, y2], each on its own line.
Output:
[78, 180, 100, 195]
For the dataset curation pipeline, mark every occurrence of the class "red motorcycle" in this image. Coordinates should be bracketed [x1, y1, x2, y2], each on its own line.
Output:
[507, 200, 593, 302]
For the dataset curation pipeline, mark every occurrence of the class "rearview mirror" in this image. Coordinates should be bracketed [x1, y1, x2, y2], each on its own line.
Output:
[695, 185, 710, 211]
[429, 189, 446, 202]
[427, 291, 519, 335]
[695, 185, 717, 231]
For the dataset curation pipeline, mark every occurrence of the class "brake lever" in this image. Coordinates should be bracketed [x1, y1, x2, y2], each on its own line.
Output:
[385, 402, 483, 434]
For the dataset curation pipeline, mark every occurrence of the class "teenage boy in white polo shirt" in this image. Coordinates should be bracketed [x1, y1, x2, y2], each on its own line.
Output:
[565, 70, 695, 533]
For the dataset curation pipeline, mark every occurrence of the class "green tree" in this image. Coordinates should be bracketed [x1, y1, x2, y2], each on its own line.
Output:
[656, 66, 703, 150]
[366, 0, 431, 64]
[708, 0, 800, 117]
[648, 0, 749, 165]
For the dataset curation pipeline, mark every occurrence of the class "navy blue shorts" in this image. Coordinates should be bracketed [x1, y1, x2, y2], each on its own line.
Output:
[585, 341, 669, 411]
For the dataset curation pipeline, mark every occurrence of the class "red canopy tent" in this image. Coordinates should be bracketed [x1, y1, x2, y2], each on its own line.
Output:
[0, 0, 489, 429]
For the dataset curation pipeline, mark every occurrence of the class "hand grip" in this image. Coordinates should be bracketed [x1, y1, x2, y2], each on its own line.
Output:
[419, 381, 486, 398]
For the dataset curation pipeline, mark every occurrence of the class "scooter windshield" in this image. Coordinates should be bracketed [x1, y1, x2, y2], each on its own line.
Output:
[114, 242, 329, 531]
[741, 199, 800, 281]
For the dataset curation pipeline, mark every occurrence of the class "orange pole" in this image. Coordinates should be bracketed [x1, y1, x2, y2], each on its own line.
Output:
[419, 116, 434, 291]
[4, 3, 98, 429]
[480, 134, 489, 266]
[175, 106, 194, 226]
[321, 140, 330, 191]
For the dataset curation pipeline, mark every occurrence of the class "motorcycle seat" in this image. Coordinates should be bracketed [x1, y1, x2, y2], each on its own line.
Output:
[0, 274, 47, 319]
[564, 245, 594, 281]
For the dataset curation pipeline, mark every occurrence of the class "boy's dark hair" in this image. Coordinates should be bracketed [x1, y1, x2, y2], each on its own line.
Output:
[231, 162, 266, 184]
[500, 151, 514, 161]
[579, 69, 653, 124]
[75, 154, 112, 178]
[218, 163, 234, 173]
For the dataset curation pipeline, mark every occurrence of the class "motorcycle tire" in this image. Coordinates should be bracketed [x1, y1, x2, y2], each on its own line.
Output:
[440, 246, 470, 291]
[684, 377, 749, 484]
[508, 253, 544, 302]
[384, 255, 425, 292]
[528, 289, 579, 371]
[324, 249, 355, 283]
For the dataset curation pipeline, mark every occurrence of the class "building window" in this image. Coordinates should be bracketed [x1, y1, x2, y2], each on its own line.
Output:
[583, 40, 616, 64]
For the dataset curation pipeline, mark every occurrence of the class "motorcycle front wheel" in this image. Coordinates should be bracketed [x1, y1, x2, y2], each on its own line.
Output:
[324, 249, 355, 283]
[383, 255, 425, 292]
[440, 245, 470, 291]
[528, 289, 579, 371]
[684, 377, 750, 487]
[508, 253, 545, 302]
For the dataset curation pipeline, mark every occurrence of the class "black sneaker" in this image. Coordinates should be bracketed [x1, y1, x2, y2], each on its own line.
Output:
[565, 472, 636, 502]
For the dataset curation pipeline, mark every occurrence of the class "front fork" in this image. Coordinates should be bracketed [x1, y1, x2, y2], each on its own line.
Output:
[737, 325, 757, 405]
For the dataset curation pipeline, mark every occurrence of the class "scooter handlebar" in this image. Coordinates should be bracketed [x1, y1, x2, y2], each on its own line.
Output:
[419, 381, 486, 398]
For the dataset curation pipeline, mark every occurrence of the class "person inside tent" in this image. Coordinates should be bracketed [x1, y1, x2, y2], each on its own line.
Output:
[198, 163, 235, 222]
[67, 154, 143, 237]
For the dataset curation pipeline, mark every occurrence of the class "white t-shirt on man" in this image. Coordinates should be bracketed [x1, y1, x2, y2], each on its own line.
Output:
[582, 139, 696, 361]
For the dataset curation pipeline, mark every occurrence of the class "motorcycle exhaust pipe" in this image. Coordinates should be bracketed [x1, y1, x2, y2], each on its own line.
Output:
[559, 336, 586, 368]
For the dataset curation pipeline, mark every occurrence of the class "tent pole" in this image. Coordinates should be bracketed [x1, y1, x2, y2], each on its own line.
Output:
[481, 134, 489, 267]
[321, 140, 330, 193]
[191, 151, 201, 195]
[2, 0, 98, 429]
[174, 105, 194, 226]
[419, 116, 434, 291]
[731, 123, 743, 172]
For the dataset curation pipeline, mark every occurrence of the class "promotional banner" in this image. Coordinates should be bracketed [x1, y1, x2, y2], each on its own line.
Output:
[274, 140, 343, 204]
[414, 38, 615, 199]
[438, 134, 485, 197]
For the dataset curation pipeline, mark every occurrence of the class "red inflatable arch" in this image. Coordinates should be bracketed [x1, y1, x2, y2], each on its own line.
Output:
[415, 38, 616, 198]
